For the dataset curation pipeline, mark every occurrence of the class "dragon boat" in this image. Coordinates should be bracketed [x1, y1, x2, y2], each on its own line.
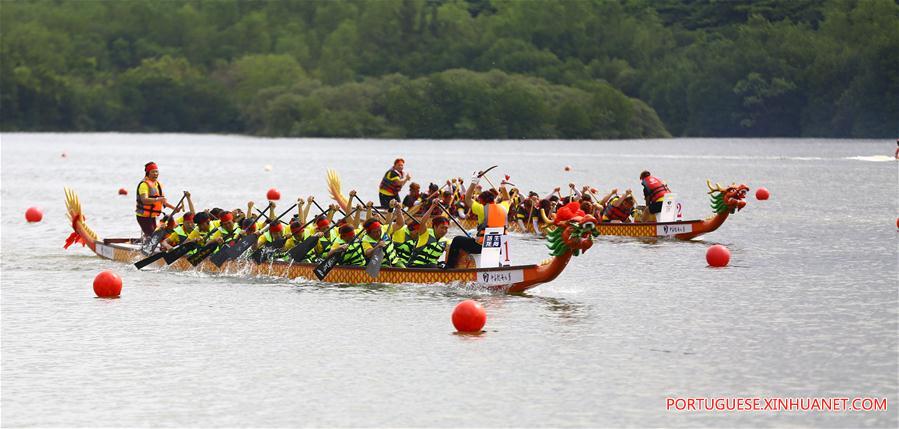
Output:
[63, 188, 598, 293]
[407, 180, 748, 240]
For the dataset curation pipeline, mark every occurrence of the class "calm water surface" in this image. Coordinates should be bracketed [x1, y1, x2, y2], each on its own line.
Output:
[1, 134, 896, 427]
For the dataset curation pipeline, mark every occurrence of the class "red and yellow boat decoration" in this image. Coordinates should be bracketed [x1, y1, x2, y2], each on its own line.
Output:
[64, 188, 598, 293]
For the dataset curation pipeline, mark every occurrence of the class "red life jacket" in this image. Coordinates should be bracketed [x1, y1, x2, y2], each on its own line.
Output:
[602, 196, 631, 222]
[642, 176, 670, 202]
[379, 169, 403, 196]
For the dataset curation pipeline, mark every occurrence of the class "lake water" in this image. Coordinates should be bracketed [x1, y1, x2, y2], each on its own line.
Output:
[1, 134, 896, 427]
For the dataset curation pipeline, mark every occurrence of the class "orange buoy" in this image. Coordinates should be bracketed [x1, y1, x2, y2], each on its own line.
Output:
[25, 207, 43, 223]
[755, 187, 770, 200]
[452, 300, 486, 333]
[266, 188, 281, 201]
[118, 188, 128, 195]
[706, 244, 730, 267]
[93, 270, 122, 298]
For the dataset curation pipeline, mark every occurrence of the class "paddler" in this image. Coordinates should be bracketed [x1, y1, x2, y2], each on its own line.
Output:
[136, 161, 178, 238]
[161, 211, 196, 251]
[408, 215, 451, 268]
[378, 158, 411, 210]
[639, 170, 671, 222]
[402, 182, 422, 209]
[445, 171, 510, 269]
[601, 189, 636, 223]
[183, 211, 217, 252]
[360, 216, 404, 268]
[328, 224, 366, 266]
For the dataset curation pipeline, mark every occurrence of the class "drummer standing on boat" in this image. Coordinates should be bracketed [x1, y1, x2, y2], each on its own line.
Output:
[136, 161, 176, 238]
[378, 158, 411, 210]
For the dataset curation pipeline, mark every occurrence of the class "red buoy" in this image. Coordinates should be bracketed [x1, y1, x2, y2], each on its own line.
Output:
[564, 165, 572, 171]
[266, 188, 281, 201]
[755, 187, 770, 200]
[706, 244, 730, 267]
[118, 188, 128, 195]
[93, 270, 122, 298]
[452, 300, 486, 333]
[25, 207, 43, 223]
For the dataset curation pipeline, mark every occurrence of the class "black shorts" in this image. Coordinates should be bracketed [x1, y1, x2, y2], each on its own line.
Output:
[648, 201, 663, 214]
[379, 194, 399, 210]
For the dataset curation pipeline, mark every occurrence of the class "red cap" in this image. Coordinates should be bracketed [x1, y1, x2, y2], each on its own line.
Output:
[270, 223, 283, 233]
[365, 221, 382, 233]
[432, 216, 449, 227]
[290, 222, 304, 234]
[219, 212, 233, 222]
[144, 162, 158, 173]
[316, 218, 330, 228]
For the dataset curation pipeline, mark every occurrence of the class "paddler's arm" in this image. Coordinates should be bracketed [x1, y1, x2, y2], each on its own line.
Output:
[543, 187, 561, 201]
[350, 204, 363, 228]
[245, 201, 254, 222]
[464, 172, 480, 208]
[303, 196, 316, 223]
[498, 185, 510, 203]
[345, 190, 357, 214]
[184, 191, 195, 215]
[392, 200, 405, 230]
[327, 204, 338, 221]
[296, 198, 305, 223]
[385, 199, 398, 226]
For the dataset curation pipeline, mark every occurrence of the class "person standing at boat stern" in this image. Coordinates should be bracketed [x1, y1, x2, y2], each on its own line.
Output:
[378, 158, 411, 210]
[639, 170, 671, 222]
[136, 161, 176, 238]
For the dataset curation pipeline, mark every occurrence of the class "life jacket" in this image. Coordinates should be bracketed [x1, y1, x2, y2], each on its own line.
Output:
[168, 225, 189, 245]
[378, 168, 402, 196]
[187, 226, 216, 255]
[642, 176, 670, 202]
[362, 232, 402, 267]
[476, 203, 507, 245]
[333, 237, 366, 266]
[409, 230, 448, 267]
[135, 179, 164, 217]
[602, 196, 632, 222]
[298, 229, 334, 262]
[393, 227, 416, 264]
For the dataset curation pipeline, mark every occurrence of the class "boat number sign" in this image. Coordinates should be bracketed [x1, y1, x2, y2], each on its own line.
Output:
[96, 243, 115, 259]
[656, 223, 693, 236]
[477, 269, 524, 285]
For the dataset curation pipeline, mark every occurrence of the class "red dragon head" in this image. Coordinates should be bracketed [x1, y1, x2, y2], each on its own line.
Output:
[707, 180, 750, 214]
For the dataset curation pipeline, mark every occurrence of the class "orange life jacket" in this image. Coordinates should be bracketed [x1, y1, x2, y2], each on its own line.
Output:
[642, 176, 670, 202]
[135, 179, 164, 217]
[476, 203, 507, 245]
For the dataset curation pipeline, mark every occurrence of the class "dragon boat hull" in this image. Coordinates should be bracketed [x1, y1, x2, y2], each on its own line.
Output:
[64, 188, 580, 293]
[455, 216, 724, 240]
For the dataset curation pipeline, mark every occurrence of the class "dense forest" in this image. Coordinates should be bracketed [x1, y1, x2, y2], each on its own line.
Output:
[1, 0, 896, 138]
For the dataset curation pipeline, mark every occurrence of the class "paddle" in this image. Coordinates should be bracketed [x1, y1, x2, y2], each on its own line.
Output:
[214, 202, 296, 266]
[209, 202, 273, 267]
[142, 192, 188, 253]
[187, 242, 220, 266]
[162, 241, 199, 264]
[434, 201, 472, 238]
